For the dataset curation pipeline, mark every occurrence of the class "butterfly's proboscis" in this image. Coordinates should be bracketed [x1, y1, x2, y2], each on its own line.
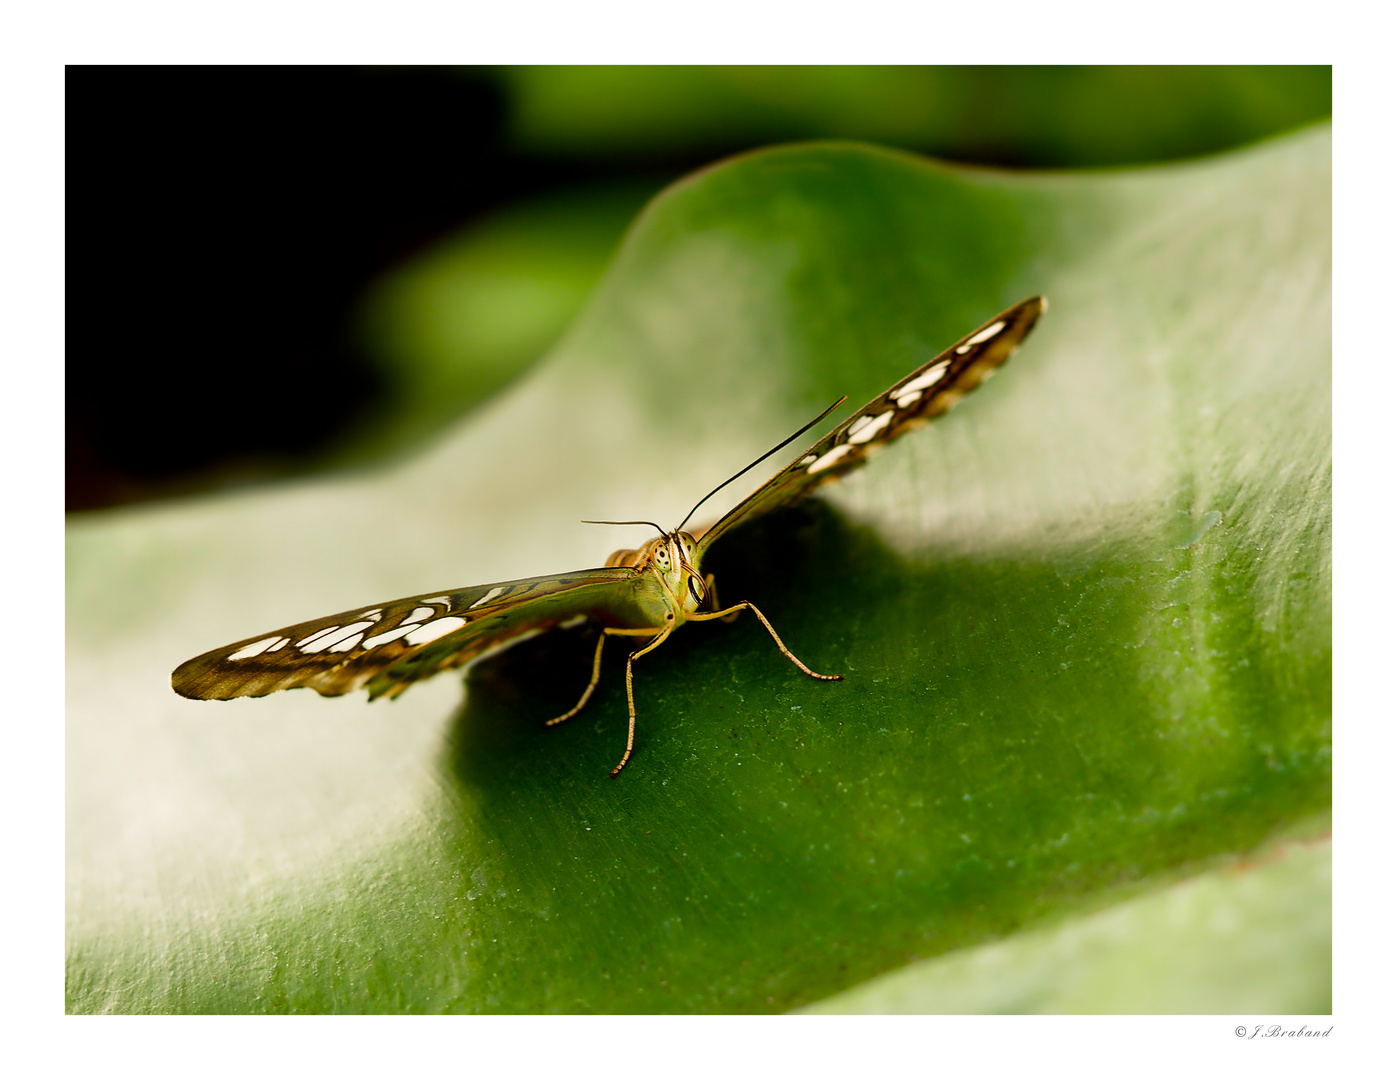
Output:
[173, 297, 1047, 776]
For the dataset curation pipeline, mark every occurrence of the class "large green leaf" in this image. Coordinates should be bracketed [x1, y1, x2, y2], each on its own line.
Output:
[66, 126, 1330, 1013]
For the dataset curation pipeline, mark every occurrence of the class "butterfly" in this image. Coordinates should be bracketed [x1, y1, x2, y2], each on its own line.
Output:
[173, 296, 1047, 776]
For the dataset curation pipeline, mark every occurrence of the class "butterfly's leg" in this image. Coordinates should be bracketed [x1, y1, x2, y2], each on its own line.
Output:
[704, 573, 739, 623]
[611, 614, 677, 777]
[546, 625, 658, 727]
[544, 630, 610, 727]
[689, 602, 843, 682]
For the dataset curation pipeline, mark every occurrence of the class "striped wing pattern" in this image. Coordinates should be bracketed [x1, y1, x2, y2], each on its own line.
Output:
[172, 569, 637, 701]
[695, 296, 1045, 557]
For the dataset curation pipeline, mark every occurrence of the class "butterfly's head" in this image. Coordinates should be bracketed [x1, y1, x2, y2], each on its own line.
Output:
[588, 519, 707, 615]
[642, 530, 707, 615]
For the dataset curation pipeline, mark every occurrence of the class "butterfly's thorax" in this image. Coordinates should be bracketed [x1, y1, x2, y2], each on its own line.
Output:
[606, 531, 707, 626]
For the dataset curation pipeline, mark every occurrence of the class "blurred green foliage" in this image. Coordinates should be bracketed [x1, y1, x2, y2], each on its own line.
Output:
[352, 185, 654, 462]
[496, 66, 1330, 166]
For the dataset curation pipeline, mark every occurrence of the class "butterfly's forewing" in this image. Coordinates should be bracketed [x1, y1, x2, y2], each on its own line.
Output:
[694, 296, 1045, 557]
[172, 569, 639, 702]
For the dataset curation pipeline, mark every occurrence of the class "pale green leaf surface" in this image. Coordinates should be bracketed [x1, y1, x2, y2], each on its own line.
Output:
[66, 127, 1330, 1013]
[803, 825, 1330, 1014]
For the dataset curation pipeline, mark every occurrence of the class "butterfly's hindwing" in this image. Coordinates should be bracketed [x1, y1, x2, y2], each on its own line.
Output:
[172, 568, 640, 702]
[694, 297, 1045, 556]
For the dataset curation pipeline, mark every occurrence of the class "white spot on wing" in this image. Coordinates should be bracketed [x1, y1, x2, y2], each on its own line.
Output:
[846, 414, 876, 438]
[963, 320, 1005, 347]
[295, 626, 342, 648]
[895, 389, 922, 408]
[418, 596, 451, 606]
[469, 586, 506, 610]
[330, 633, 364, 652]
[846, 410, 893, 445]
[897, 360, 950, 395]
[407, 607, 435, 622]
[358, 609, 383, 622]
[361, 624, 418, 650]
[799, 454, 817, 465]
[300, 621, 374, 654]
[265, 637, 290, 653]
[228, 636, 282, 661]
[807, 444, 854, 474]
[404, 616, 468, 646]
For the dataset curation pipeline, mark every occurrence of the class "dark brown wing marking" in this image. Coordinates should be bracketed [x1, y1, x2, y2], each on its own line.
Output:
[694, 296, 1045, 557]
[171, 569, 638, 701]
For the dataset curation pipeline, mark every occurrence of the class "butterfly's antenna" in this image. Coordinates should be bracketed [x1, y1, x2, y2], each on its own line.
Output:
[675, 395, 847, 532]
[581, 519, 668, 538]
